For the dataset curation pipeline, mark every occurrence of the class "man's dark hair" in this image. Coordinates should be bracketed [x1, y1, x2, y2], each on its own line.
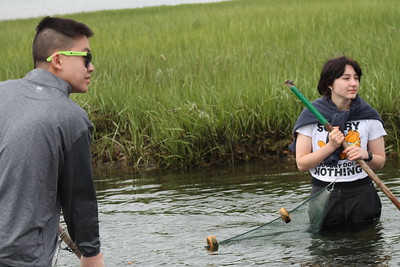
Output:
[317, 56, 362, 97]
[32, 16, 94, 67]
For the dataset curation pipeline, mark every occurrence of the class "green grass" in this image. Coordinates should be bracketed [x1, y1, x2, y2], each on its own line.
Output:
[1, 0, 400, 169]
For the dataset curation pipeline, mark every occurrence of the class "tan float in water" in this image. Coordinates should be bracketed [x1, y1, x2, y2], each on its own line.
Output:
[278, 208, 291, 223]
[206, 235, 219, 251]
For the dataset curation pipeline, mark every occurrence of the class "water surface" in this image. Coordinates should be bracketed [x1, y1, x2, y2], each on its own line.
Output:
[55, 158, 400, 266]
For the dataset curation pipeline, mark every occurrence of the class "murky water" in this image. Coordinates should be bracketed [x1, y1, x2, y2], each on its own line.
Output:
[55, 158, 400, 266]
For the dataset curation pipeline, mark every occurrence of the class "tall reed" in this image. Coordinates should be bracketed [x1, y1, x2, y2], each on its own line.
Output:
[1, 0, 399, 168]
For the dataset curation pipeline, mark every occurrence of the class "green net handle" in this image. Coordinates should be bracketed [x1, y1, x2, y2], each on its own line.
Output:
[288, 84, 328, 125]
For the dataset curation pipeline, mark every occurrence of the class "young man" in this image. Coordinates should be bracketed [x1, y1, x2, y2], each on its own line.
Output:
[0, 17, 104, 266]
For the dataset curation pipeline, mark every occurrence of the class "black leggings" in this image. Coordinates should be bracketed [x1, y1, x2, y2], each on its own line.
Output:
[311, 177, 382, 232]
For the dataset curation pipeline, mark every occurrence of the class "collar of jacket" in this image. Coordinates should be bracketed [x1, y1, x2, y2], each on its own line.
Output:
[23, 68, 72, 96]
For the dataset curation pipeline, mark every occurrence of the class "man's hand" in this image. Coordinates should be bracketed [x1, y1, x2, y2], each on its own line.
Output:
[80, 252, 105, 267]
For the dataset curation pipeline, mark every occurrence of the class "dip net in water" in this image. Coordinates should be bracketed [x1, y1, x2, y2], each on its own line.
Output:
[217, 183, 334, 246]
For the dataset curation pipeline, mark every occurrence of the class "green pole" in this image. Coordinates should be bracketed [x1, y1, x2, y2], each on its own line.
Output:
[285, 80, 328, 125]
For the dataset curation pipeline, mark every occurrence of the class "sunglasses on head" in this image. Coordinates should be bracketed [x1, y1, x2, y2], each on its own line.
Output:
[46, 51, 92, 68]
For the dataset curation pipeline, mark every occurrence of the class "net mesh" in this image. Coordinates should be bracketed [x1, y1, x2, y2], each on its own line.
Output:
[219, 183, 333, 245]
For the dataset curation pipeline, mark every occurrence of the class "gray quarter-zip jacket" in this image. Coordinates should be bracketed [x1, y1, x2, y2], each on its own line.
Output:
[0, 69, 101, 267]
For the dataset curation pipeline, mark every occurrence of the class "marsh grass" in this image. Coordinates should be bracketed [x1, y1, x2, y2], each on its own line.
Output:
[1, 0, 399, 168]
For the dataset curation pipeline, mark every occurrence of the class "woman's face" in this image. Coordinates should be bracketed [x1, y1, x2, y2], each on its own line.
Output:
[331, 64, 359, 102]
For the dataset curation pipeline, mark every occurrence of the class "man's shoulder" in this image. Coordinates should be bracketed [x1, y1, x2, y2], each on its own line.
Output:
[0, 77, 23, 88]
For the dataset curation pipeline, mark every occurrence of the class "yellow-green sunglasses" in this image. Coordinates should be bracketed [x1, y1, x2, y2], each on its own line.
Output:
[46, 51, 92, 68]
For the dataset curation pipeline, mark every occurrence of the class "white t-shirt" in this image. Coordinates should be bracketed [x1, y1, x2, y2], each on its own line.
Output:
[296, 119, 386, 182]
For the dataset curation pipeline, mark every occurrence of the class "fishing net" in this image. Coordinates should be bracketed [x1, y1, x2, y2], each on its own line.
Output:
[217, 182, 334, 246]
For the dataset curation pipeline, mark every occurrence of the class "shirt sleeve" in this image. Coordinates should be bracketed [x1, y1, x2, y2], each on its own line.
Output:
[59, 130, 101, 257]
[296, 123, 314, 137]
[368, 119, 387, 141]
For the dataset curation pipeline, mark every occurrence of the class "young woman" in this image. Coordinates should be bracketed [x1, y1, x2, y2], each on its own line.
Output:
[291, 56, 386, 231]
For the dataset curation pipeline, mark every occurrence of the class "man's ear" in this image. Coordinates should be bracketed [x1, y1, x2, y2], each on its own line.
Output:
[49, 53, 63, 70]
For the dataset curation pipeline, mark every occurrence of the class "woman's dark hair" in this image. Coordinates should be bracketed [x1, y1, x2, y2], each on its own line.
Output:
[317, 56, 362, 97]
[32, 16, 94, 67]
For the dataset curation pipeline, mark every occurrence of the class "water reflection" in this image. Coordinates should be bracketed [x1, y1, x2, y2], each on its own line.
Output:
[55, 158, 400, 266]
[304, 224, 388, 266]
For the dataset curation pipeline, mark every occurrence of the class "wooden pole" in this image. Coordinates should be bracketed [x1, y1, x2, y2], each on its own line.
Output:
[58, 224, 82, 259]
